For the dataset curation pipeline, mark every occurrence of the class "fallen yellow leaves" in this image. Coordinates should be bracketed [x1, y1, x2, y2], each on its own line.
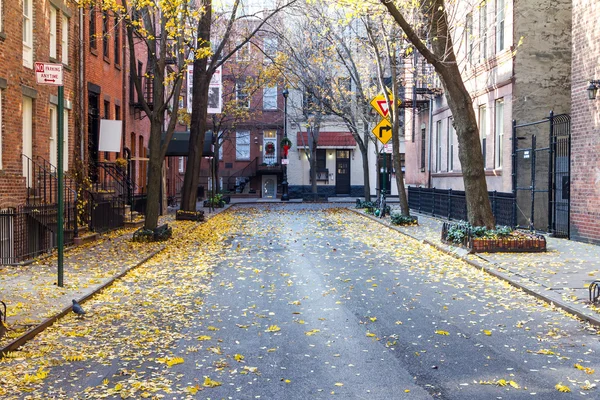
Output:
[234, 353, 244, 362]
[203, 376, 222, 387]
[197, 335, 212, 341]
[63, 354, 85, 362]
[265, 325, 281, 332]
[479, 379, 520, 389]
[305, 329, 320, 336]
[574, 363, 595, 374]
[435, 330, 449, 336]
[156, 356, 184, 367]
[22, 367, 48, 385]
[555, 383, 571, 392]
[483, 330, 492, 336]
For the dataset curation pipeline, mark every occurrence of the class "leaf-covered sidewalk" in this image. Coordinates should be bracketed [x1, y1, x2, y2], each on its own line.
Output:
[368, 208, 600, 324]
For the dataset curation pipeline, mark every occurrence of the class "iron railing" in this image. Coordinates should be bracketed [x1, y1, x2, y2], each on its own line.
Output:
[407, 187, 517, 227]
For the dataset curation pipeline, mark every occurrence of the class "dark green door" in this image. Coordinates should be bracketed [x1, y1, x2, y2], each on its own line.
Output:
[336, 150, 350, 195]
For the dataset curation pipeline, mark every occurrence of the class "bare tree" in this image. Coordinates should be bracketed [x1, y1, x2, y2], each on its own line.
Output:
[379, 0, 494, 227]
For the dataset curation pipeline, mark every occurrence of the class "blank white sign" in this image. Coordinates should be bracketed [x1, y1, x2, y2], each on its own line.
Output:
[99, 119, 122, 152]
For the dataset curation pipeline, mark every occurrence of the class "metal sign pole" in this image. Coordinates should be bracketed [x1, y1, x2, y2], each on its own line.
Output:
[57, 85, 64, 287]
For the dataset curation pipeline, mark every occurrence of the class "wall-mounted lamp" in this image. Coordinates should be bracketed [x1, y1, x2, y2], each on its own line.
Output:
[587, 80, 600, 100]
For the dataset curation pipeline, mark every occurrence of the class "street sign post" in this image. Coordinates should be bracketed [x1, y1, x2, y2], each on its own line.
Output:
[36, 62, 65, 287]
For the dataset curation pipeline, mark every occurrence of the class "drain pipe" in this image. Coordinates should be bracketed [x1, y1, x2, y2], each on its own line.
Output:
[427, 97, 433, 188]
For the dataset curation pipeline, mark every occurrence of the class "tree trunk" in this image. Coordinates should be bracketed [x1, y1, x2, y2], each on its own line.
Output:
[180, 2, 212, 211]
[144, 120, 163, 230]
[361, 121, 371, 202]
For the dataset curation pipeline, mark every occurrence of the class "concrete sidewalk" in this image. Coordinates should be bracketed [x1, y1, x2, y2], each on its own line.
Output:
[361, 206, 600, 326]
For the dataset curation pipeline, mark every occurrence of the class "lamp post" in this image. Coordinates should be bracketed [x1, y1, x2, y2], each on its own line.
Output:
[281, 88, 290, 201]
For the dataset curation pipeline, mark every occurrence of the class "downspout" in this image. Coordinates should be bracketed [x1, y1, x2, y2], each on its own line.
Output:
[79, 8, 85, 161]
[427, 98, 433, 188]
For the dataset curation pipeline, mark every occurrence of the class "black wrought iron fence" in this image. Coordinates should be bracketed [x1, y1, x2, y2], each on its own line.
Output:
[408, 187, 516, 227]
[0, 204, 76, 265]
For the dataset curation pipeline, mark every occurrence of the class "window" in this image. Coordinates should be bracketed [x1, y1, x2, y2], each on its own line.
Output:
[23, 0, 33, 68]
[465, 13, 473, 64]
[448, 118, 455, 171]
[479, 1, 487, 61]
[22, 97, 33, 178]
[479, 105, 487, 168]
[0, 0, 3, 33]
[62, 15, 69, 64]
[317, 149, 326, 170]
[218, 135, 223, 160]
[263, 85, 277, 110]
[114, 17, 120, 64]
[104, 100, 110, 119]
[50, 7, 57, 59]
[90, 6, 97, 50]
[496, 0, 505, 53]
[420, 127, 426, 171]
[63, 109, 69, 171]
[236, 81, 250, 108]
[178, 157, 184, 173]
[236, 131, 250, 160]
[495, 98, 504, 168]
[237, 42, 250, 61]
[263, 38, 277, 62]
[435, 120, 442, 172]
[115, 104, 120, 121]
[49, 105, 58, 169]
[103, 10, 109, 58]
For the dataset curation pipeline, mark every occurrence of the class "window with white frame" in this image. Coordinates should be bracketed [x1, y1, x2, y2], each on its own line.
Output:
[479, 0, 487, 62]
[63, 109, 69, 171]
[178, 156, 184, 173]
[50, 7, 57, 59]
[465, 13, 473, 65]
[263, 37, 277, 62]
[479, 105, 487, 168]
[435, 120, 442, 172]
[496, 0, 505, 53]
[23, 0, 33, 68]
[448, 118, 455, 171]
[236, 131, 250, 160]
[236, 81, 250, 108]
[495, 98, 504, 168]
[263, 85, 277, 110]
[218, 134, 223, 160]
[49, 105, 58, 169]
[62, 15, 69, 65]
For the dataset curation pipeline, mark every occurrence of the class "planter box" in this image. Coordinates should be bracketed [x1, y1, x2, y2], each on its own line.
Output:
[132, 224, 172, 242]
[441, 222, 546, 253]
[176, 210, 205, 222]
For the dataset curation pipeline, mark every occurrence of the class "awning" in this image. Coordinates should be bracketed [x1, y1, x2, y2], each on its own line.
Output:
[162, 131, 214, 157]
[296, 131, 356, 148]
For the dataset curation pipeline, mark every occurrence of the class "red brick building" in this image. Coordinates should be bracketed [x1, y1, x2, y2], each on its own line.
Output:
[570, 0, 600, 243]
[0, 0, 80, 262]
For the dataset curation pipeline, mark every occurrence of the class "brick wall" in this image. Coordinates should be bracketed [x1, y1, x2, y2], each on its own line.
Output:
[570, 0, 600, 243]
[0, 0, 80, 208]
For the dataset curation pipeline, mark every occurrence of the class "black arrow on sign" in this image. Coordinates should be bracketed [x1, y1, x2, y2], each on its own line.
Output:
[379, 125, 391, 138]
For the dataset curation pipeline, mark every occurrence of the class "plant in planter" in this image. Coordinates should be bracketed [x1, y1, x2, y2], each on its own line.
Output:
[442, 221, 546, 252]
[132, 224, 172, 242]
[115, 157, 128, 171]
[203, 193, 226, 208]
[391, 213, 418, 226]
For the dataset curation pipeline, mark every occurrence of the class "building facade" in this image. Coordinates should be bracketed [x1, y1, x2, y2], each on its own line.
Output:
[404, 0, 572, 231]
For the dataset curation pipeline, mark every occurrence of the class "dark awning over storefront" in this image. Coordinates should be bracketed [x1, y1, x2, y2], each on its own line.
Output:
[162, 131, 214, 157]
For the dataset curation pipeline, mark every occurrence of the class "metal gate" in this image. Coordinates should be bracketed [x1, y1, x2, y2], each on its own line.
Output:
[512, 112, 570, 237]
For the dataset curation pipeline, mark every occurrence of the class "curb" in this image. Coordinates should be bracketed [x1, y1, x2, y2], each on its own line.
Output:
[350, 208, 600, 328]
[0, 246, 166, 357]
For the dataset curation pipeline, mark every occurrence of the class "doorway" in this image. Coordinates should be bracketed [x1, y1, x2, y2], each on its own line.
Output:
[262, 175, 276, 199]
[336, 150, 350, 195]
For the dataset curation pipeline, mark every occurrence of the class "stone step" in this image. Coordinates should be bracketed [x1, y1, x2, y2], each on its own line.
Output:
[73, 232, 99, 246]
[124, 219, 145, 229]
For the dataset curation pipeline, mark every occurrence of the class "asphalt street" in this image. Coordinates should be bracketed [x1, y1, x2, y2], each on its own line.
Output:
[0, 204, 598, 399]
